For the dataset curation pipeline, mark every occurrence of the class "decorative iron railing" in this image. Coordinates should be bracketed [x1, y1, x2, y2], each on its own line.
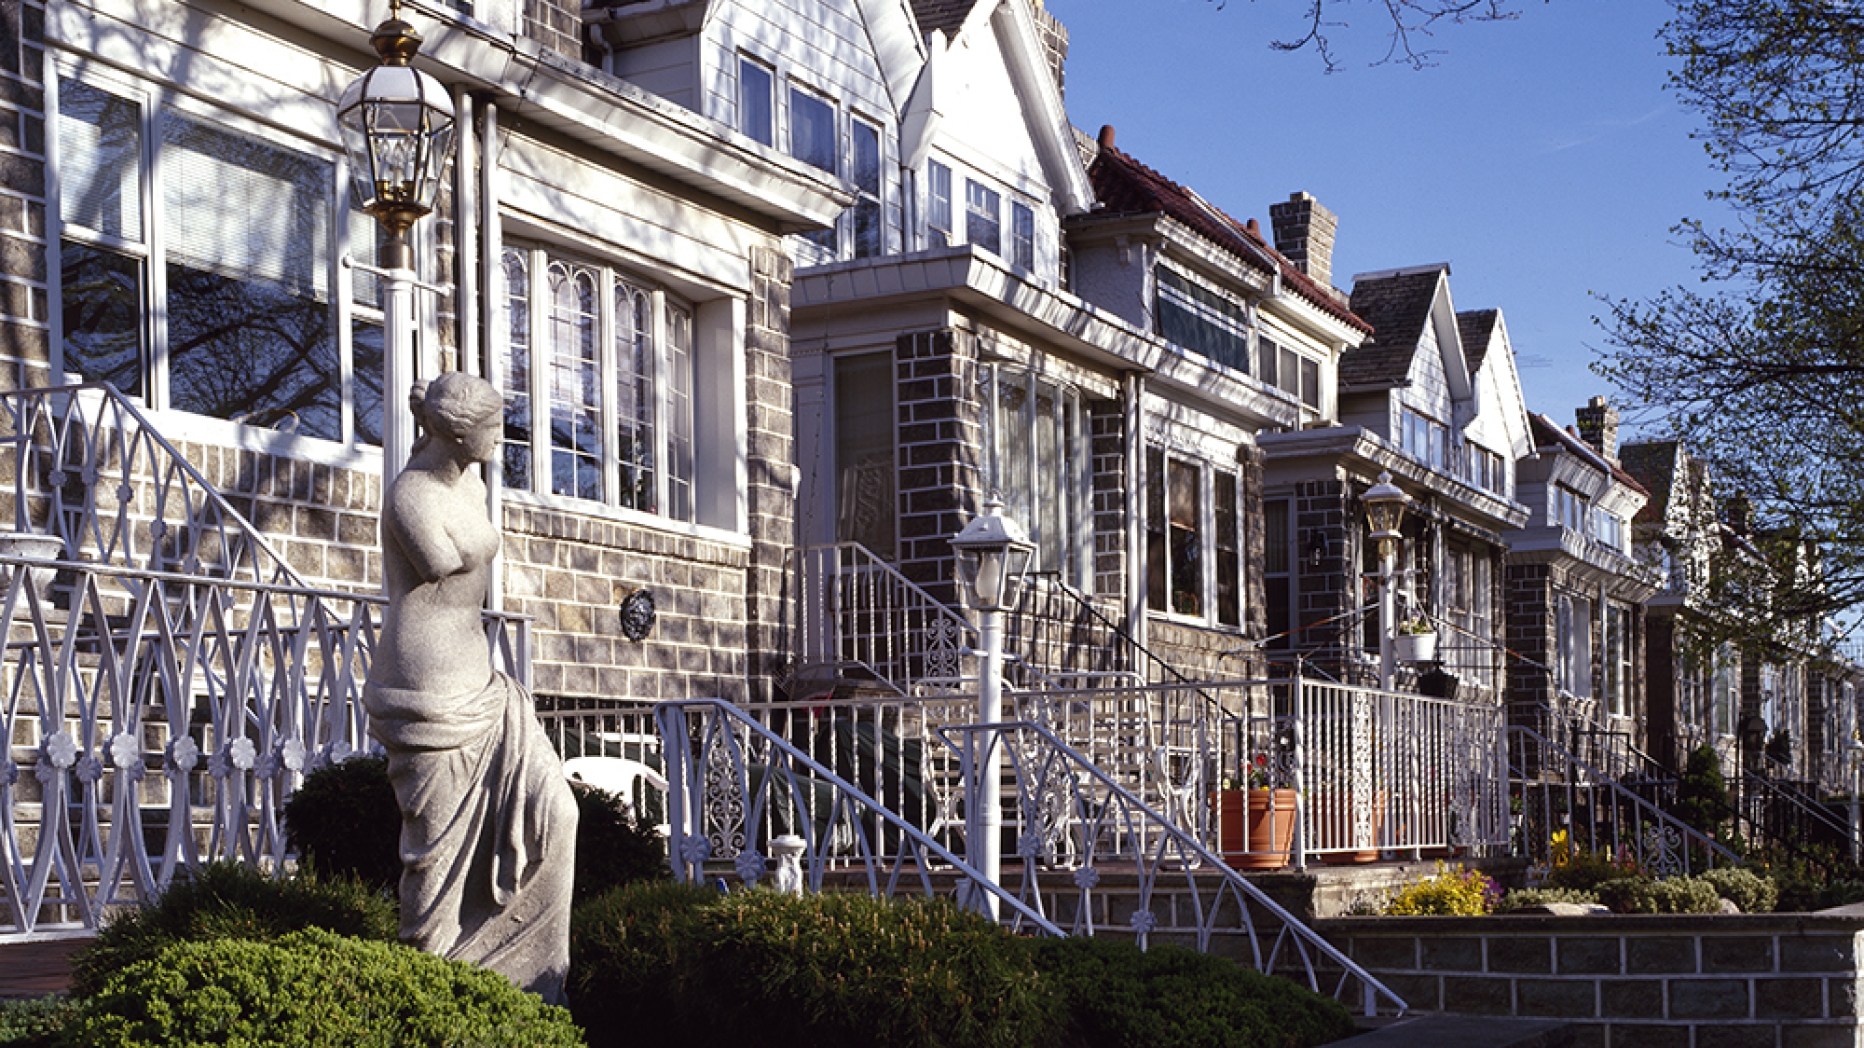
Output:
[939, 721, 1408, 1018]
[789, 543, 976, 697]
[653, 698, 1060, 933]
[1506, 726, 1740, 878]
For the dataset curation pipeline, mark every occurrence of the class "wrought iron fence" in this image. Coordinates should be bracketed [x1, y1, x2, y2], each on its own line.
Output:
[654, 698, 1059, 933]
[789, 543, 976, 697]
[1506, 726, 1740, 878]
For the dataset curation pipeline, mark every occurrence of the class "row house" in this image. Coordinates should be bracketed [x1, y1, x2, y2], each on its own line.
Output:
[1504, 400, 1658, 761]
[1259, 264, 1532, 699]
[20, 0, 849, 706]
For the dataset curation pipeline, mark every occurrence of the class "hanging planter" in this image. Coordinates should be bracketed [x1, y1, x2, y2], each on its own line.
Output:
[1394, 618, 1437, 663]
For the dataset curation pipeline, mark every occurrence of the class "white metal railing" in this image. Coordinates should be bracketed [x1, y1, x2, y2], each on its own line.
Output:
[790, 543, 976, 697]
[654, 698, 1060, 933]
[940, 721, 1407, 1018]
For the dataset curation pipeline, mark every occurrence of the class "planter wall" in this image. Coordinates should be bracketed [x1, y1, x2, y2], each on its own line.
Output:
[1318, 912, 1864, 1043]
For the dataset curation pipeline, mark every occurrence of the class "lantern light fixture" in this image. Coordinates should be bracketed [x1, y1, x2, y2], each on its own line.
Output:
[1363, 471, 1409, 557]
[951, 494, 1036, 614]
[337, 0, 456, 258]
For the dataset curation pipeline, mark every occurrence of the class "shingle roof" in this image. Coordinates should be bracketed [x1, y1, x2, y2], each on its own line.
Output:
[911, 0, 976, 37]
[1338, 269, 1443, 389]
[1457, 309, 1499, 376]
[1085, 144, 1370, 334]
[1619, 440, 1682, 528]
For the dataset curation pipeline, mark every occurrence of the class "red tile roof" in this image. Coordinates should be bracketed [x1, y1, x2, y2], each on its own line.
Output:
[1085, 144, 1371, 334]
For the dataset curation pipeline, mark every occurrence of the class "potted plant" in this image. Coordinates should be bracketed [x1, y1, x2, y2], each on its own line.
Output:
[1393, 615, 1437, 663]
[1210, 754, 1297, 871]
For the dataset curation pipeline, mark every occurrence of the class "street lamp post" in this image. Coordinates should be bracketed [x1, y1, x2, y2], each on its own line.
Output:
[951, 495, 1034, 916]
[338, 1, 457, 483]
[1363, 472, 1410, 692]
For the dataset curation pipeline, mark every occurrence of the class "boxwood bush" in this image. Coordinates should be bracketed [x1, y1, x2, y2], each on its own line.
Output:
[70, 861, 398, 997]
[1699, 866, 1778, 913]
[570, 882, 1358, 1048]
[1494, 887, 1602, 912]
[1032, 936, 1356, 1048]
[1593, 875, 1722, 914]
[0, 997, 78, 1048]
[63, 927, 585, 1048]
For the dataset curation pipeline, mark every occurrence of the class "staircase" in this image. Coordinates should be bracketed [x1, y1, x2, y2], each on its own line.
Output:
[0, 382, 527, 938]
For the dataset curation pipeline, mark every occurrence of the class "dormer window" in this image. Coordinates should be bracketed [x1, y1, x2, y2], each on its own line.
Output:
[851, 118, 882, 258]
[1154, 266, 1249, 374]
[966, 180, 1001, 255]
[1012, 202, 1035, 270]
[1261, 336, 1320, 411]
[1554, 484, 1588, 533]
[737, 57, 773, 147]
[927, 160, 952, 248]
[1399, 406, 1448, 471]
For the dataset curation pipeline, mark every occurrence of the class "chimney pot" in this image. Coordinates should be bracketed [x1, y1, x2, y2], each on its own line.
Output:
[1097, 124, 1116, 150]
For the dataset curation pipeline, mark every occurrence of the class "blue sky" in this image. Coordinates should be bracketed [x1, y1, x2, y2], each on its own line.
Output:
[1046, 0, 1733, 433]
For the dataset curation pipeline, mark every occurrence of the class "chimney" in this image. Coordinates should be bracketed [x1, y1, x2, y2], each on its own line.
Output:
[1268, 192, 1337, 290]
[1575, 395, 1620, 463]
[1724, 491, 1753, 538]
[1030, 0, 1070, 99]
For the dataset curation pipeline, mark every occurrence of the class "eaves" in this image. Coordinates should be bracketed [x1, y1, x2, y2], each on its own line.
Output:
[793, 246, 1299, 431]
[204, 0, 853, 232]
[1504, 526, 1664, 602]
[1259, 425, 1532, 531]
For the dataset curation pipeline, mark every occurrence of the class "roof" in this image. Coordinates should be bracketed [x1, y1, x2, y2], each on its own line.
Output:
[1619, 440, 1684, 528]
[1084, 144, 1371, 334]
[1528, 414, 1651, 498]
[1338, 268, 1443, 388]
[911, 0, 977, 37]
[1457, 309, 1499, 374]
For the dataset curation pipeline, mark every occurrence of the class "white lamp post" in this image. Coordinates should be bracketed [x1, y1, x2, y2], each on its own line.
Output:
[338, 0, 457, 483]
[1363, 472, 1410, 692]
[951, 495, 1034, 916]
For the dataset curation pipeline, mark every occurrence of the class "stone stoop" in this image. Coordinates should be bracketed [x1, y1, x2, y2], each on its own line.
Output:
[0, 935, 89, 998]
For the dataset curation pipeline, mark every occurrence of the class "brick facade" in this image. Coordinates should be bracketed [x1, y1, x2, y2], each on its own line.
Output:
[744, 246, 795, 702]
[891, 328, 981, 606]
[1506, 562, 1555, 730]
[0, 0, 47, 391]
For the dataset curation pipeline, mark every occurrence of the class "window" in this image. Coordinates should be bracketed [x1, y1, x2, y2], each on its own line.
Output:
[965, 180, 1000, 255]
[1145, 446, 1243, 626]
[58, 77, 371, 444]
[1604, 603, 1633, 717]
[1155, 266, 1249, 373]
[1554, 485, 1588, 533]
[1264, 499, 1292, 649]
[502, 242, 693, 521]
[1593, 507, 1624, 551]
[738, 58, 773, 147]
[1443, 543, 1492, 685]
[927, 160, 951, 248]
[981, 364, 1090, 585]
[1556, 594, 1593, 699]
[834, 353, 895, 556]
[1399, 406, 1448, 471]
[1261, 335, 1321, 410]
[790, 87, 837, 252]
[1712, 644, 1737, 736]
[1464, 444, 1506, 496]
[1011, 201, 1034, 270]
[851, 118, 882, 258]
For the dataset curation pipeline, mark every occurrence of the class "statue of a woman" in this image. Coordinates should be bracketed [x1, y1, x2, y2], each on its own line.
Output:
[364, 371, 577, 1003]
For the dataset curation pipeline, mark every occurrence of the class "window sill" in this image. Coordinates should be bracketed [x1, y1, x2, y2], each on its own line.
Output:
[501, 488, 752, 551]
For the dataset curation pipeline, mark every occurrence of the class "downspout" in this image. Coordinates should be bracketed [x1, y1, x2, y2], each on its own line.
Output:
[480, 96, 504, 616]
[454, 88, 478, 377]
[1125, 372, 1146, 655]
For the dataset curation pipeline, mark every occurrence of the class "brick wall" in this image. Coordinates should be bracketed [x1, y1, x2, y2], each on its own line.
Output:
[1294, 478, 1357, 680]
[1506, 562, 1554, 730]
[1323, 913, 1864, 1048]
[522, 0, 583, 63]
[892, 328, 981, 606]
[0, 0, 47, 390]
[1089, 397, 1124, 598]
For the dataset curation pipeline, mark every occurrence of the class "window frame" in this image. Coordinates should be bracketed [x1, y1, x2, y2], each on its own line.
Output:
[1145, 443, 1244, 628]
[850, 115, 883, 259]
[737, 55, 774, 147]
[1011, 200, 1034, 270]
[926, 159, 952, 248]
[51, 66, 382, 450]
[1154, 263, 1251, 374]
[500, 238, 695, 524]
[964, 178, 1000, 256]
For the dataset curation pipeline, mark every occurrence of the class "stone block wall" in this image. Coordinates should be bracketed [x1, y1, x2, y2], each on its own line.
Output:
[1506, 562, 1554, 729]
[0, 0, 48, 390]
[1322, 913, 1864, 1047]
[891, 328, 981, 607]
[1089, 397, 1124, 599]
[743, 246, 794, 703]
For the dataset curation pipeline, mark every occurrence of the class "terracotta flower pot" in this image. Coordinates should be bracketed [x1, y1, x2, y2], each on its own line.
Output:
[1313, 789, 1387, 864]
[1212, 788, 1297, 871]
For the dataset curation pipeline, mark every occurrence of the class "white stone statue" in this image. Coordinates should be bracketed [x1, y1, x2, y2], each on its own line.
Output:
[364, 371, 578, 1004]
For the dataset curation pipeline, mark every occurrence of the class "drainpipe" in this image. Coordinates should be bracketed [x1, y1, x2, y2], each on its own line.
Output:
[454, 88, 478, 378]
[480, 96, 504, 614]
[1124, 372, 1145, 656]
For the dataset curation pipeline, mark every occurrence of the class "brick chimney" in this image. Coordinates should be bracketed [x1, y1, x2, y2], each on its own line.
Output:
[1268, 192, 1338, 290]
[1030, 0, 1069, 99]
[1575, 395, 1620, 463]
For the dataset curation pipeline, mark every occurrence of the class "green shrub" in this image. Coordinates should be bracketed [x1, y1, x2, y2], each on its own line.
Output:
[1545, 850, 1640, 891]
[70, 862, 398, 997]
[1699, 866, 1778, 913]
[1381, 863, 1500, 916]
[571, 883, 1055, 1048]
[1671, 744, 1730, 836]
[1593, 876, 1723, 915]
[1493, 887, 1601, 913]
[283, 755, 403, 891]
[0, 997, 77, 1048]
[1032, 936, 1356, 1048]
[569, 781, 669, 903]
[62, 927, 584, 1048]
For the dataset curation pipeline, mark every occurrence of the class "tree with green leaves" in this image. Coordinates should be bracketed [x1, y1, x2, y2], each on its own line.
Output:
[1596, 0, 1864, 648]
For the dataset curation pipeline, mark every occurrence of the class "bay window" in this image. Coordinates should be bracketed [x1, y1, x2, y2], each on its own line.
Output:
[57, 75, 367, 443]
[501, 242, 694, 522]
[1145, 445, 1243, 628]
[980, 363, 1090, 586]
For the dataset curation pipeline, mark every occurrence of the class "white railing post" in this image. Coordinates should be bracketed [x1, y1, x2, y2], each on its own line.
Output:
[1291, 676, 1306, 870]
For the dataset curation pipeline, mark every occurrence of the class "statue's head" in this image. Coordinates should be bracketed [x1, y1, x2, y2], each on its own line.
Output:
[423, 372, 503, 444]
